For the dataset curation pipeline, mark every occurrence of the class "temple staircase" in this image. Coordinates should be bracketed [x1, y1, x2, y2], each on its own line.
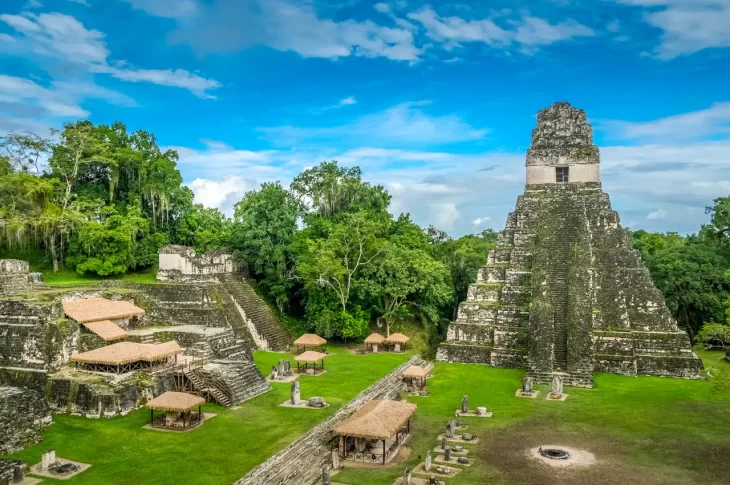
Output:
[219, 274, 291, 351]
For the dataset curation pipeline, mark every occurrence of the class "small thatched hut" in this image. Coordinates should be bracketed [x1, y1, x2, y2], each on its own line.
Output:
[71, 341, 182, 374]
[385, 333, 410, 352]
[403, 365, 428, 390]
[293, 334, 327, 353]
[294, 351, 327, 374]
[146, 392, 205, 430]
[364, 333, 385, 352]
[334, 400, 416, 464]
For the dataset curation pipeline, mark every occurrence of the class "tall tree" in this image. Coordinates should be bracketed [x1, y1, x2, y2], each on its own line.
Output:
[231, 182, 300, 311]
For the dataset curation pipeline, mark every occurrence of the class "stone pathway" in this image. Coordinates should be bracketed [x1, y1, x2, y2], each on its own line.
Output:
[235, 355, 424, 485]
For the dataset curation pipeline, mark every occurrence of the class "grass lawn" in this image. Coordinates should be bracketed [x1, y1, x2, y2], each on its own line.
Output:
[335, 350, 730, 485]
[3, 347, 410, 485]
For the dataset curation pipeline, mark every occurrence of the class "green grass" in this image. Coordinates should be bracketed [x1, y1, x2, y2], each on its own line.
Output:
[3, 348, 410, 485]
[335, 350, 730, 485]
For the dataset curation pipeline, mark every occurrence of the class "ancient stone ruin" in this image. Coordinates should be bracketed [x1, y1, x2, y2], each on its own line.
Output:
[157, 245, 237, 283]
[437, 102, 703, 387]
[0, 259, 43, 296]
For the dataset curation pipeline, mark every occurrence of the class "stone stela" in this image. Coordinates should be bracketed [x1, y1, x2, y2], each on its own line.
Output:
[437, 101, 703, 388]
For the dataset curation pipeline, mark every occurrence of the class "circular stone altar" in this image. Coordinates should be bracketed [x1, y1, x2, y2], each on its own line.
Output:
[529, 445, 596, 468]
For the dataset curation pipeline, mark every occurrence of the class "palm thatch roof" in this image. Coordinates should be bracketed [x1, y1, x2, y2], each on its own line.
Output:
[364, 333, 386, 344]
[71, 341, 182, 365]
[403, 365, 428, 378]
[145, 392, 205, 412]
[63, 297, 145, 323]
[294, 351, 327, 363]
[82, 320, 128, 341]
[293, 334, 327, 346]
[385, 333, 410, 344]
[334, 400, 417, 439]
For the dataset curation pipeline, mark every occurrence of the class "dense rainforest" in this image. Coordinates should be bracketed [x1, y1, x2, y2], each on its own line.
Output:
[1, 121, 729, 347]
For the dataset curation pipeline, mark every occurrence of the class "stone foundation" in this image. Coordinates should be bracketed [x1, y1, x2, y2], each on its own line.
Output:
[0, 386, 51, 454]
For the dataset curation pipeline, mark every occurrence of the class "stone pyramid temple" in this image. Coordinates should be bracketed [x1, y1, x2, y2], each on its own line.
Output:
[436, 102, 703, 387]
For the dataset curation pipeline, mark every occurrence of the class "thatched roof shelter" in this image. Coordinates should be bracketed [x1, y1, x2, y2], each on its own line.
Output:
[293, 334, 327, 346]
[145, 392, 205, 412]
[294, 351, 327, 363]
[71, 341, 182, 365]
[334, 400, 417, 439]
[385, 333, 410, 344]
[63, 297, 145, 324]
[364, 333, 385, 344]
[403, 365, 427, 379]
[82, 320, 127, 341]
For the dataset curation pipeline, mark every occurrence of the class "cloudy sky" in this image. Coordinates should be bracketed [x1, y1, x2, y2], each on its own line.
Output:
[1, 0, 729, 236]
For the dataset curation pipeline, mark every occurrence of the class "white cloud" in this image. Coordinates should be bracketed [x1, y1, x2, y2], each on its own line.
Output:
[187, 176, 255, 216]
[647, 208, 667, 219]
[374, 3, 391, 14]
[0, 11, 221, 98]
[339, 96, 357, 106]
[101, 67, 222, 99]
[262, 101, 488, 146]
[166, 0, 421, 62]
[614, 0, 730, 59]
[407, 6, 594, 54]
[68, 0, 90, 5]
[472, 217, 490, 226]
[316, 96, 358, 112]
[601, 102, 730, 141]
[24, 0, 44, 9]
[122, 0, 199, 19]
[0, 74, 85, 118]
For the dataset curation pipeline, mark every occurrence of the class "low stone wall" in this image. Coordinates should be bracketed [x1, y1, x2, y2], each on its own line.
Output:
[45, 371, 176, 418]
[0, 386, 51, 454]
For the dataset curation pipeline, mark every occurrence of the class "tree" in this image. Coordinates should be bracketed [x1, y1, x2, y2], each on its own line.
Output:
[1, 132, 51, 175]
[298, 212, 386, 313]
[176, 204, 231, 253]
[695, 323, 730, 349]
[66, 205, 149, 276]
[369, 242, 451, 336]
[231, 182, 300, 311]
[291, 161, 390, 219]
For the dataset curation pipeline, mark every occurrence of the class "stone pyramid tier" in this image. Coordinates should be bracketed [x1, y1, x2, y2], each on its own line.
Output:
[438, 183, 703, 387]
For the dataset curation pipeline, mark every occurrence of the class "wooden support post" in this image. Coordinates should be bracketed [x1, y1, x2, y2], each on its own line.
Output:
[383, 439, 386, 464]
[150, 408, 153, 425]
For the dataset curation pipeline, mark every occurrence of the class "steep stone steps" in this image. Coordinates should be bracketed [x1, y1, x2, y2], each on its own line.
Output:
[198, 359, 271, 406]
[220, 274, 291, 351]
[236, 356, 424, 485]
[183, 368, 231, 407]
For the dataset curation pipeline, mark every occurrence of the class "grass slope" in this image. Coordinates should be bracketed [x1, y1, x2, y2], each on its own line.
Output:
[3, 347, 410, 485]
[335, 351, 730, 485]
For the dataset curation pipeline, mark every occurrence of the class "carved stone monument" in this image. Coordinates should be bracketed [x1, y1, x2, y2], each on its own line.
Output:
[476, 406, 487, 416]
[441, 437, 447, 450]
[41, 450, 57, 471]
[403, 467, 411, 485]
[322, 465, 330, 485]
[291, 380, 300, 405]
[436, 102, 703, 387]
[522, 376, 533, 393]
[454, 410, 460, 427]
[425, 451, 432, 471]
[429, 476, 437, 485]
[461, 395, 468, 413]
[331, 448, 339, 470]
[444, 446, 451, 461]
[270, 366, 278, 380]
[445, 420, 454, 438]
[551, 375, 563, 397]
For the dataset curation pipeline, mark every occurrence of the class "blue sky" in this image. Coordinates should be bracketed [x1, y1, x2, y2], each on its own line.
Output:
[1, 0, 729, 236]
